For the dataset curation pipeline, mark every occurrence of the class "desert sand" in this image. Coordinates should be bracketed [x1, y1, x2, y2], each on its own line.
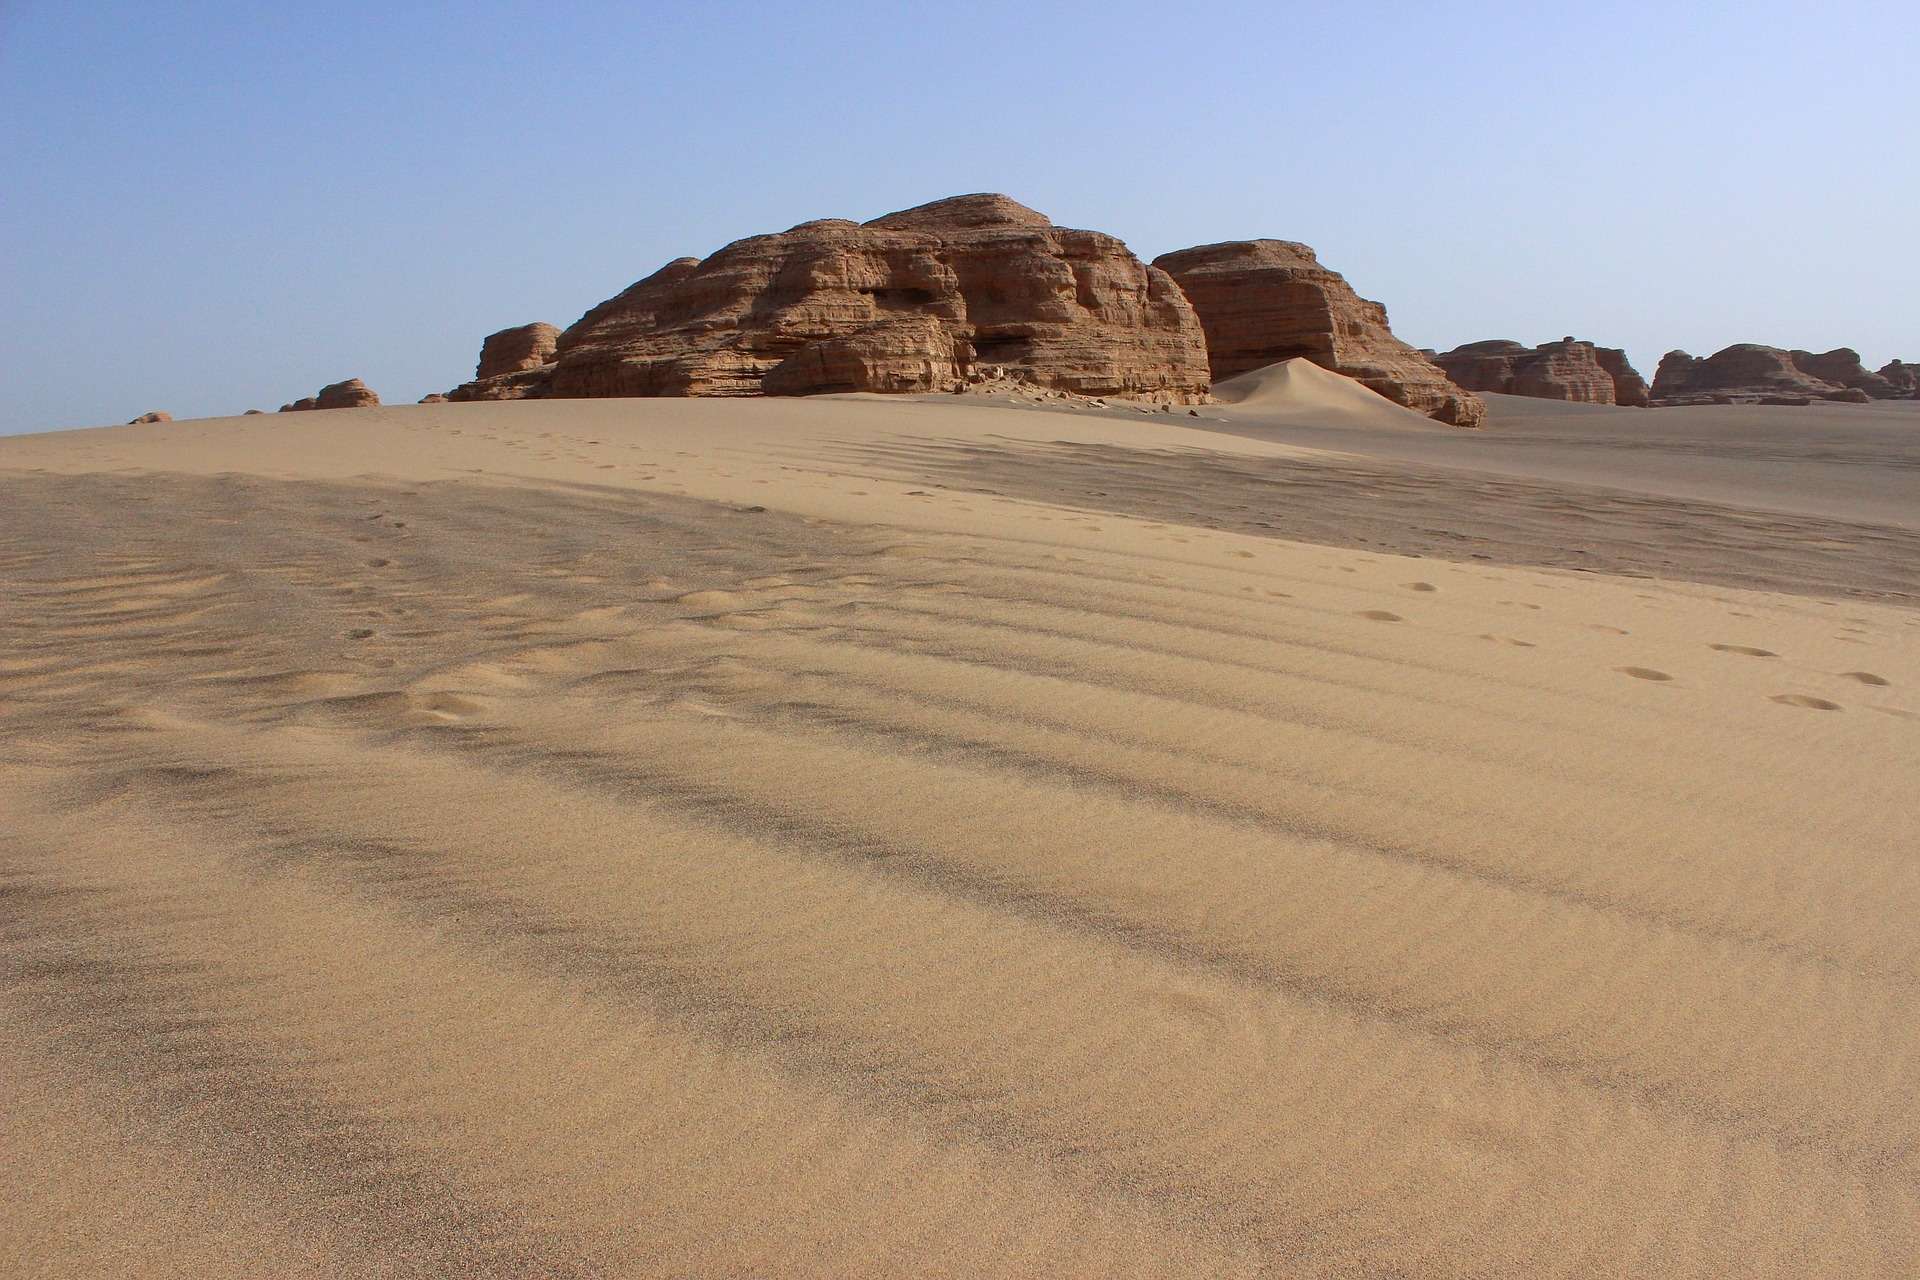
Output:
[3, 369, 1917, 1277]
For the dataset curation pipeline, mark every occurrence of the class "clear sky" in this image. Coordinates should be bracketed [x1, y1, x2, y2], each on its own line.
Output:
[3, 0, 1914, 433]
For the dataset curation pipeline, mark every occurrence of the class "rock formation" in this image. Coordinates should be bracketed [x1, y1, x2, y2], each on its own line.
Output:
[1152, 240, 1483, 427]
[315, 378, 380, 410]
[447, 194, 1211, 403]
[1433, 337, 1649, 407]
[478, 323, 561, 378]
[1789, 348, 1900, 399]
[448, 324, 563, 401]
[1878, 360, 1919, 396]
[1595, 347, 1652, 407]
[279, 380, 381, 412]
[242, 409, 265, 415]
[1651, 345, 1898, 405]
[128, 410, 171, 424]
[418, 393, 449, 404]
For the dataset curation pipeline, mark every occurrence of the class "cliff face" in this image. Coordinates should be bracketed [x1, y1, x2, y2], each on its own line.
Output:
[1154, 240, 1484, 427]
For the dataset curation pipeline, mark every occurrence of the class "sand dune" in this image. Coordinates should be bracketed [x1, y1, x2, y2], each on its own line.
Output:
[3, 383, 1917, 1276]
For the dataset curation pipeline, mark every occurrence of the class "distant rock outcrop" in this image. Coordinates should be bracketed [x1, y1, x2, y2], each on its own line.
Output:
[1652, 345, 1897, 406]
[128, 411, 172, 424]
[1789, 348, 1900, 399]
[1434, 337, 1649, 407]
[315, 379, 380, 410]
[418, 393, 449, 404]
[1153, 240, 1484, 427]
[1878, 360, 1919, 396]
[455, 195, 1211, 404]
[279, 380, 381, 412]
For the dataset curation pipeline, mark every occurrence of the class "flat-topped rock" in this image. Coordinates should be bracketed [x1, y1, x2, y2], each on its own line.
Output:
[1153, 240, 1484, 427]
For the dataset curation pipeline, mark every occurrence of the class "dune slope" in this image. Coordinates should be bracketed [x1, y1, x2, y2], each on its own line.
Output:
[2, 392, 1917, 1277]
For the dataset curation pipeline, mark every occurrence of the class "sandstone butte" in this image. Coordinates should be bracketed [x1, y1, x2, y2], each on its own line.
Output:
[1152, 240, 1485, 427]
[1432, 337, 1650, 407]
[449, 195, 1210, 404]
[279, 379, 382, 412]
[1649, 344, 1912, 406]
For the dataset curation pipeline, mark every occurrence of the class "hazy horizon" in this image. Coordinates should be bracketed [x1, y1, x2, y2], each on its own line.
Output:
[3, 0, 1914, 434]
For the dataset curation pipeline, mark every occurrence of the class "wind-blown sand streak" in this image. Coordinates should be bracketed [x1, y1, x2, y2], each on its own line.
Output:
[2, 392, 1916, 1276]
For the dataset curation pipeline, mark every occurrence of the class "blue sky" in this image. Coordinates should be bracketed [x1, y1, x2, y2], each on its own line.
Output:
[2, 0, 1914, 433]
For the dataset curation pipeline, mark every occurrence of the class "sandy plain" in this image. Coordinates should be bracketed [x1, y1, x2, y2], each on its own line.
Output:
[2, 364, 1916, 1276]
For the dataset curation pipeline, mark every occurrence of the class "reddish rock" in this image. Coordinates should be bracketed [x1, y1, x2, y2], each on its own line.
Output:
[242, 409, 265, 415]
[1429, 340, 1532, 394]
[1153, 240, 1484, 427]
[477, 323, 561, 379]
[277, 379, 380, 412]
[538, 194, 1210, 402]
[1877, 360, 1919, 396]
[1434, 337, 1647, 407]
[1595, 346, 1651, 407]
[418, 393, 449, 404]
[128, 410, 172, 424]
[314, 379, 380, 410]
[1790, 348, 1900, 399]
[1653, 344, 1889, 406]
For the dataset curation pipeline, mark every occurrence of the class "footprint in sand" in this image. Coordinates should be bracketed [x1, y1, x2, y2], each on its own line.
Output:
[1588, 624, 1630, 635]
[1771, 694, 1842, 711]
[1479, 634, 1537, 648]
[1402, 582, 1437, 592]
[1840, 672, 1890, 686]
[344, 628, 377, 640]
[1357, 610, 1403, 622]
[365, 558, 392, 568]
[1709, 644, 1777, 658]
[1617, 667, 1673, 682]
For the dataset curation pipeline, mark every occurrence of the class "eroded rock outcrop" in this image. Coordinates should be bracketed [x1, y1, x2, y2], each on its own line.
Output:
[1433, 337, 1649, 407]
[1595, 347, 1652, 407]
[448, 324, 564, 401]
[1153, 240, 1483, 427]
[1652, 345, 1892, 406]
[1790, 348, 1900, 399]
[128, 411, 172, 424]
[315, 379, 380, 410]
[1878, 360, 1919, 396]
[461, 195, 1211, 403]
[279, 380, 381, 411]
